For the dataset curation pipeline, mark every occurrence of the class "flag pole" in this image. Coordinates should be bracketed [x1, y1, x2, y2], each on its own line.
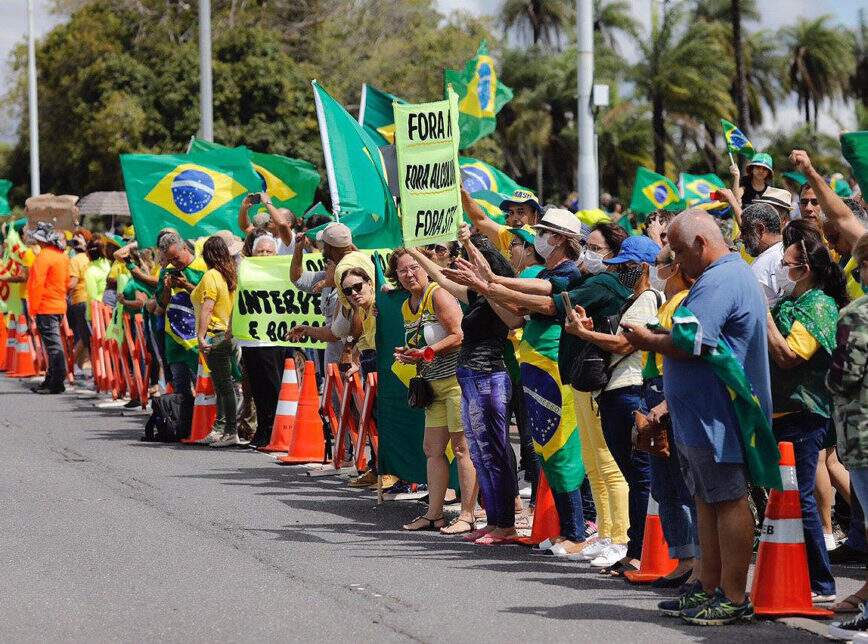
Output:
[576, 0, 597, 209]
[199, 0, 213, 142]
[26, 0, 40, 196]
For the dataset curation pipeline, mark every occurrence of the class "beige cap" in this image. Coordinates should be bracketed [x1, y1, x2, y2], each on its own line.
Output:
[316, 222, 352, 248]
[754, 186, 793, 212]
[532, 208, 585, 237]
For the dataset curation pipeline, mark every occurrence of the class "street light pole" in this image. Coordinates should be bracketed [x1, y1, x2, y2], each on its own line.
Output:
[576, 0, 597, 210]
[199, 0, 213, 142]
[27, 0, 40, 196]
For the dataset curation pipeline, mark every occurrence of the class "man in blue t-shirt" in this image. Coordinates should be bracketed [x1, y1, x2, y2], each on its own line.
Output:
[622, 209, 769, 626]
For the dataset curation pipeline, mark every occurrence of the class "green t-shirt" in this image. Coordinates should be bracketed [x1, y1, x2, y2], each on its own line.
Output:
[552, 271, 631, 382]
[154, 259, 206, 371]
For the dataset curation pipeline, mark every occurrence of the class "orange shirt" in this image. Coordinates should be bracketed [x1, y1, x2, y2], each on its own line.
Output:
[26, 246, 70, 315]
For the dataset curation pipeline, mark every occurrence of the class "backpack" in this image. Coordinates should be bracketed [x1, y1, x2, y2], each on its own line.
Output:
[142, 393, 188, 443]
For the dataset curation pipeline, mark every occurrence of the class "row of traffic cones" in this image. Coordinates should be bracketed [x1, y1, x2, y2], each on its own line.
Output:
[183, 356, 325, 464]
[2, 314, 40, 379]
[523, 441, 829, 618]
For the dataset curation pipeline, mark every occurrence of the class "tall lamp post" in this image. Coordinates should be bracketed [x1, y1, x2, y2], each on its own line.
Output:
[27, 0, 40, 196]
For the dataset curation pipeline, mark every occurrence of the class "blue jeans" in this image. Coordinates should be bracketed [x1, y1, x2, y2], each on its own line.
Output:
[644, 378, 699, 560]
[849, 483, 868, 551]
[597, 385, 651, 560]
[773, 412, 836, 596]
[457, 368, 517, 528]
[551, 487, 586, 542]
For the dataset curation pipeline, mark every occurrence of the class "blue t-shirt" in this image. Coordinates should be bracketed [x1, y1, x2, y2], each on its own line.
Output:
[663, 252, 772, 463]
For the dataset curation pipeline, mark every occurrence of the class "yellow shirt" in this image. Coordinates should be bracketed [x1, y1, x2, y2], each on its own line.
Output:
[68, 252, 90, 305]
[844, 257, 865, 302]
[786, 320, 820, 361]
[494, 223, 535, 257]
[644, 289, 688, 376]
[191, 268, 233, 332]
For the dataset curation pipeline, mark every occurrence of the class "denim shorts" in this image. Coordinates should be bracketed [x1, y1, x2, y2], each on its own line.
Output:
[676, 441, 748, 503]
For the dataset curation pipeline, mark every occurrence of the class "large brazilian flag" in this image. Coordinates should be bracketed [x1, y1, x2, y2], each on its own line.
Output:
[121, 147, 260, 247]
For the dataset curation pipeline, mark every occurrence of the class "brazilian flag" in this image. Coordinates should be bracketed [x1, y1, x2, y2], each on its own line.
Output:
[459, 157, 526, 195]
[189, 138, 319, 216]
[358, 83, 406, 146]
[629, 167, 685, 216]
[121, 148, 260, 247]
[679, 172, 725, 207]
[445, 42, 513, 150]
[720, 119, 756, 158]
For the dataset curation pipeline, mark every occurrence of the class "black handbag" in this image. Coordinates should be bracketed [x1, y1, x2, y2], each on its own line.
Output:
[406, 300, 435, 409]
[568, 314, 620, 392]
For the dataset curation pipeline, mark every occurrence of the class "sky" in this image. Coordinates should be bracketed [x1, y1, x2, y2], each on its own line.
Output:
[0, 0, 863, 144]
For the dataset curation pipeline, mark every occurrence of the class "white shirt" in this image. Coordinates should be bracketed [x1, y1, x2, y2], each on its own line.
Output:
[751, 241, 784, 307]
[606, 289, 663, 391]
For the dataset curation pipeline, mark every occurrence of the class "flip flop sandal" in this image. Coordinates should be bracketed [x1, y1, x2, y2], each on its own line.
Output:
[474, 533, 514, 546]
[462, 527, 494, 542]
[440, 517, 475, 535]
[607, 562, 639, 578]
[833, 593, 867, 613]
[402, 515, 444, 531]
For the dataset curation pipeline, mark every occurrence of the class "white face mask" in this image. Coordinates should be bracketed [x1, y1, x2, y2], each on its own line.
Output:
[533, 233, 556, 259]
[649, 265, 669, 291]
[774, 262, 797, 298]
[583, 250, 605, 274]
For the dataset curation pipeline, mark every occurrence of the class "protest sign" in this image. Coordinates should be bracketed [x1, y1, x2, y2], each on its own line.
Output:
[394, 88, 461, 248]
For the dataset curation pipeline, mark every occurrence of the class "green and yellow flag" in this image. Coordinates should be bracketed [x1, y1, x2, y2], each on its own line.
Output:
[0, 180, 11, 215]
[458, 156, 525, 195]
[445, 42, 513, 150]
[679, 172, 725, 207]
[358, 83, 406, 146]
[121, 148, 260, 247]
[720, 119, 756, 158]
[841, 131, 868, 197]
[189, 138, 319, 215]
[629, 167, 685, 216]
[671, 305, 782, 490]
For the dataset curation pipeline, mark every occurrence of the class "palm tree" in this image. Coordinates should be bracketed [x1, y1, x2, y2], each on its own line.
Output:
[593, 0, 640, 53]
[596, 100, 653, 198]
[631, 5, 734, 173]
[781, 16, 855, 126]
[500, 0, 571, 48]
[742, 31, 785, 127]
[853, 9, 867, 108]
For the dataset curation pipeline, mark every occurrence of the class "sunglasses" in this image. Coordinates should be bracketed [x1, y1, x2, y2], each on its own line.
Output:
[342, 281, 367, 296]
[800, 198, 819, 207]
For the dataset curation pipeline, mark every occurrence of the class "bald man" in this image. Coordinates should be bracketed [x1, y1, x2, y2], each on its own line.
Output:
[622, 209, 770, 625]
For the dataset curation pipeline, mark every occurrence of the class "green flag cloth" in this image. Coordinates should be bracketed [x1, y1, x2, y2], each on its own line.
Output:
[189, 138, 319, 215]
[312, 81, 401, 249]
[829, 173, 853, 198]
[0, 179, 11, 215]
[394, 89, 462, 247]
[302, 201, 333, 221]
[358, 83, 405, 146]
[445, 41, 513, 150]
[841, 131, 868, 196]
[458, 157, 525, 194]
[373, 255, 459, 487]
[670, 305, 782, 490]
[720, 119, 756, 158]
[467, 190, 508, 223]
[679, 173, 725, 207]
[782, 170, 808, 187]
[629, 167, 686, 216]
[121, 148, 260, 247]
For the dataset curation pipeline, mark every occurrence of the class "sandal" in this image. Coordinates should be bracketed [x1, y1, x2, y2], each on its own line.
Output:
[462, 526, 494, 542]
[833, 593, 868, 613]
[440, 516, 475, 535]
[474, 532, 515, 546]
[599, 560, 638, 577]
[402, 515, 444, 531]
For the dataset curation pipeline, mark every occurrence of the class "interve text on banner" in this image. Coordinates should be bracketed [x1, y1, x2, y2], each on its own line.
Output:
[394, 88, 462, 248]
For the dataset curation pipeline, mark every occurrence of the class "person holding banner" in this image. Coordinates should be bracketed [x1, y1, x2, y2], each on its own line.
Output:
[389, 249, 476, 533]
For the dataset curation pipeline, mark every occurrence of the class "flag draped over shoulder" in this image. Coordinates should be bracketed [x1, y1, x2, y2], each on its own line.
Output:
[679, 173, 725, 207]
[0, 179, 11, 215]
[841, 131, 868, 197]
[720, 119, 756, 158]
[373, 256, 458, 487]
[445, 42, 513, 150]
[121, 148, 259, 247]
[188, 138, 319, 216]
[670, 305, 782, 490]
[629, 167, 685, 216]
[358, 83, 405, 146]
[312, 81, 402, 249]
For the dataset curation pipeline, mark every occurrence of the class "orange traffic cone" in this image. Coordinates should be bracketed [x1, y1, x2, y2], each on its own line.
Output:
[259, 358, 300, 453]
[512, 471, 561, 548]
[0, 313, 7, 371]
[624, 496, 679, 583]
[278, 360, 325, 464]
[181, 362, 216, 444]
[3, 315, 15, 372]
[9, 315, 37, 378]
[750, 441, 833, 617]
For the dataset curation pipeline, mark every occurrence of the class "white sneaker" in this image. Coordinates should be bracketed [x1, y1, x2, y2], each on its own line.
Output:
[210, 433, 249, 448]
[579, 537, 611, 561]
[194, 430, 222, 446]
[589, 543, 628, 568]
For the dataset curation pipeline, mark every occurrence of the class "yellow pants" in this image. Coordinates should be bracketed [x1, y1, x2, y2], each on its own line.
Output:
[572, 388, 629, 544]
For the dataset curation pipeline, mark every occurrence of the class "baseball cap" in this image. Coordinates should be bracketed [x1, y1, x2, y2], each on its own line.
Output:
[754, 186, 793, 212]
[532, 208, 585, 237]
[499, 189, 543, 214]
[603, 235, 661, 265]
[315, 222, 352, 248]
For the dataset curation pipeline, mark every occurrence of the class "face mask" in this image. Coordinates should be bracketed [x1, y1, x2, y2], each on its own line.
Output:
[618, 265, 643, 290]
[774, 262, 796, 297]
[649, 265, 669, 291]
[583, 250, 605, 274]
[533, 233, 556, 259]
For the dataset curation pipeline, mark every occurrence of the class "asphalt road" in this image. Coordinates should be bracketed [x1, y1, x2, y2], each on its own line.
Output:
[0, 374, 856, 642]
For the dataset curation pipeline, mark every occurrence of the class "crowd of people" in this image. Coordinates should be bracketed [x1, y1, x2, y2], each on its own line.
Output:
[4, 148, 868, 635]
